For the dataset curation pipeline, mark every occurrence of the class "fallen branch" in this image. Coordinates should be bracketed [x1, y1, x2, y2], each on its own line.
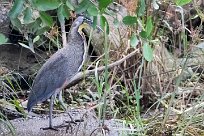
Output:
[67, 49, 139, 87]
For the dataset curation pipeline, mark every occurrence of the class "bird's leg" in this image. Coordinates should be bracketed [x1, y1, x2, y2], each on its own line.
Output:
[57, 91, 76, 123]
[41, 95, 58, 131]
[52, 91, 84, 133]
[49, 95, 56, 129]
[58, 91, 82, 123]
[58, 91, 67, 110]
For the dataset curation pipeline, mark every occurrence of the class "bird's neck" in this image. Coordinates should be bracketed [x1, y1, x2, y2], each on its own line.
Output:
[67, 30, 84, 46]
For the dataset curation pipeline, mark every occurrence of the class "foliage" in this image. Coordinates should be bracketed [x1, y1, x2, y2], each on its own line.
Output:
[8, 0, 155, 61]
[175, 0, 192, 6]
[0, 33, 8, 45]
[122, 16, 137, 25]
[0, 112, 15, 135]
[8, 0, 113, 52]
[4, 0, 204, 135]
[0, 72, 29, 135]
[130, 33, 139, 48]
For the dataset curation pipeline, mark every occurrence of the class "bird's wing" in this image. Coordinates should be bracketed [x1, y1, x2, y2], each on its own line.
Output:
[27, 52, 69, 112]
[27, 40, 86, 112]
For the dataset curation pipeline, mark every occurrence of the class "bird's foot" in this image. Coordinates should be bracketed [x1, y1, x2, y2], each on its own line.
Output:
[53, 119, 84, 133]
[90, 124, 110, 135]
[56, 123, 74, 133]
[40, 126, 59, 131]
[51, 121, 75, 133]
[65, 119, 84, 133]
[65, 119, 84, 124]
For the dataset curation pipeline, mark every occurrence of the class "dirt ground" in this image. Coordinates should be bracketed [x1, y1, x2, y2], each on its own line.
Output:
[1, 108, 129, 136]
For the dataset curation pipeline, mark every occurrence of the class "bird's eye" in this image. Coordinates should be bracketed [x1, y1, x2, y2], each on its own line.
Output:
[84, 18, 91, 22]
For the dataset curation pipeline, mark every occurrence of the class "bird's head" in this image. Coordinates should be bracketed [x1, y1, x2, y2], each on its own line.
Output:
[70, 16, 102, 34]
[70, 16, 92, 35]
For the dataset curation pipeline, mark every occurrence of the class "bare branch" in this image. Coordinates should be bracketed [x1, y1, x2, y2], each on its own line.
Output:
[60, 21, 67, 47]
[67, 49, 139, 87]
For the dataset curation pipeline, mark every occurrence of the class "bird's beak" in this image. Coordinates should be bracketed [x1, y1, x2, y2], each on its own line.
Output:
[78, 23, 89, 33]
[79, 17, 103, 33]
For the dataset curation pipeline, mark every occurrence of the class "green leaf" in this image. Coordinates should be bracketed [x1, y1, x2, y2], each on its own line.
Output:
[100, 15, 109, 34]
[66, 0, 74, 10]
[87, 6, 98, 16]
[18, 42, 35, 53]
[100, 15, 105, 29]
[62, 5, 71, 20]
[10, 18, 22, 30]
[75, 0, 91, 14]
[57, 4, 71, 23]
[23, 7, 32, 24]
[130, 34, 138, 48]
[142, 42, 153, 62]
[57, 5, 65, 23]
[33, 35, 40, 43]
[93, 16, 98, 29]
[39, 12, 53, 27]
[33, 0, 61, 11]
[9, 0, 24, 19]
[0, 33, 8, 45]
[12, 99, 25, 114]
[27, 18, 42, 33]
[140, 31, 147, 38]
[176, 0, 192, 6]
[122, 16, 137, 25]
[137, 0, 146, 16]
[145, 17, 153, 38]
[36, 26, 50, 35]
[139, 17, 153, 39]
[98, 0, 112, 13]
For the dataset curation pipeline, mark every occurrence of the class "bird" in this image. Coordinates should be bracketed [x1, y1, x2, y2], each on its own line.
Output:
[27, 16, 91, 130]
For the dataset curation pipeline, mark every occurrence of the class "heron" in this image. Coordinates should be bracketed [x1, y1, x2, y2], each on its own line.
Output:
[27, 16, 91, 130]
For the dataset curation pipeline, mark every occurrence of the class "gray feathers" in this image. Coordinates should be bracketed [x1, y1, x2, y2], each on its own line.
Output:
[27, 16, 87, 112]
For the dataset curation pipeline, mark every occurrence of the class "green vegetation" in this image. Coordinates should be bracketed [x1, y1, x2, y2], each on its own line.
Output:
[1, 0, 204, 135]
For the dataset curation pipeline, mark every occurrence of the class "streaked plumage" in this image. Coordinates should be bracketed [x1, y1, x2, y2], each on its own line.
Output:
[27, 16, 88, 130]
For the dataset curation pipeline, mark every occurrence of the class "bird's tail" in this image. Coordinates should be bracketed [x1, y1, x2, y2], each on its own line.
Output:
[27, 95, 37, 112]
[27, 90, 53, 112]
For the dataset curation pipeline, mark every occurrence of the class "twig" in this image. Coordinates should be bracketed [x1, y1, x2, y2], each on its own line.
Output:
[60, 21, 67, 47]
